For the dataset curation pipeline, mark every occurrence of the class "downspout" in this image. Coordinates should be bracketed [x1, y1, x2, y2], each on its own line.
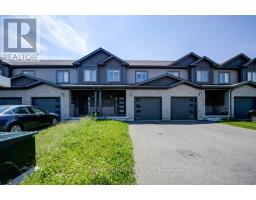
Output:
[229, 88, 232, 119]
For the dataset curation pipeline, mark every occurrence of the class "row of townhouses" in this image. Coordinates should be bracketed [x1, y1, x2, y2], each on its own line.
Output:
[0, 48, 256, 121]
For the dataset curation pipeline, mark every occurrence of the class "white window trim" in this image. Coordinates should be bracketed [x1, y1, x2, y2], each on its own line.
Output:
[196, 70, 209, 82]
[219, 72, 230, 84]
[84, 69, 97, 82]
[135, 71, 148, 83]
[56, 70, 69, 83]
[248, 71, 256, 82]
[107, 70, 120, 82]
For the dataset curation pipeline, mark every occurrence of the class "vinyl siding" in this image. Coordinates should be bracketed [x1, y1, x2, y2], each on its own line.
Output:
[126, 68, 189, 84]
[213, 70, 238, 84]
[12, 68, 77, 84]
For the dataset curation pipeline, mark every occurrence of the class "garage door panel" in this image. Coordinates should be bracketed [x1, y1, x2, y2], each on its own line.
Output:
[135, 97, 161, 120]
[0, 98, 22, 105]
[234, 97, 256, 119]
[171, 97, 197, 120]
[32, 97, 61, 117]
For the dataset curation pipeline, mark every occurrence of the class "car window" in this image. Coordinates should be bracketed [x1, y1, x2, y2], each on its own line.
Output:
[31, 107, 45, 115]
[0, 105, 11, 113]
[3, 110, 14, 115]
[13, 107, 32, 114]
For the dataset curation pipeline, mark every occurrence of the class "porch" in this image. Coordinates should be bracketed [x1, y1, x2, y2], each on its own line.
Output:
[70, 90, 126, 118]
[205, 89, 230, 118]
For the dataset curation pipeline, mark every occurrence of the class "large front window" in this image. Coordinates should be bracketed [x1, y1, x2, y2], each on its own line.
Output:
[197, 70, 209, 82]
[107, 70, 120, 82]
[136, 71, 148, 82]
[84, 70, 97, 82]
[219, 72, 230, 84]
[56, 70, 69, 83]
[248, 71, 256, 82]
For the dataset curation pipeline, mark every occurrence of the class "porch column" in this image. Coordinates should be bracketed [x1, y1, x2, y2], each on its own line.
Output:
[94, 90, 97, 115]
[98, 90, 102, 116]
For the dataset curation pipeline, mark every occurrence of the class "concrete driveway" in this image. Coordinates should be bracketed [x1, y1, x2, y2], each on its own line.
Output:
[129, 122, 256, 184]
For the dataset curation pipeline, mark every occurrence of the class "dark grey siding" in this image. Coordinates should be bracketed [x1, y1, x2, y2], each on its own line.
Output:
[11, 77, 38, 87]
[139, 76, 179, 86]
[78, 51, 110, 84]
[241, 64, 256, 82]
[191, 60, 213, 84]
[175, 55, 199, 66]
[0, 65, 10, 77]
[80, 51, 109, 65]
[227, 57, 249, 67]
[99, 58, 126, 85]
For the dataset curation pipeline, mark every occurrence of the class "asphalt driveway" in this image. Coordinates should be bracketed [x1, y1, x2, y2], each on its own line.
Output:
[129, 121, 256, 184]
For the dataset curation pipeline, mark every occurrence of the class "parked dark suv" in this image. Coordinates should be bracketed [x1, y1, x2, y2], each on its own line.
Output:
[0, 105, 58, 132]
[249, 110, 256, 122]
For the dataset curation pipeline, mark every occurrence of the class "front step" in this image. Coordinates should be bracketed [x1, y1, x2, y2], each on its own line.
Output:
[205, 115, 230, 122]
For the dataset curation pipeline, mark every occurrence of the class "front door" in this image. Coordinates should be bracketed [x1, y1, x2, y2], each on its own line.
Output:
[79, 95, 94, 116]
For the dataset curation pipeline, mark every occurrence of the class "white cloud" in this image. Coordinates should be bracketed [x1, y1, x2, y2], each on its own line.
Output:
[38, 16, 88, 55]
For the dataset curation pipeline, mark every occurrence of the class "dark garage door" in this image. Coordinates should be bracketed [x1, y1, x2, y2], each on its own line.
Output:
[32, 97, 61, 116]
[234, 97, 256, 119]
[171, 97, 197, 120]
[0, 97, 22, 105]
[135, 97, 161, 120]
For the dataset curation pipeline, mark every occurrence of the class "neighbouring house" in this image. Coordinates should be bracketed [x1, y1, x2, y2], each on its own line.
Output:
[0, 48, 256, 121]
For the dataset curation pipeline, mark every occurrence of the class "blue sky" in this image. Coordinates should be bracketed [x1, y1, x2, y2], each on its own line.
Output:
[1, 16, 256, 62]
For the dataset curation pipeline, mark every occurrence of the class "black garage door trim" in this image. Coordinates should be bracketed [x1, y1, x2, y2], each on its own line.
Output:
[171, 97, 197, 120]
[134, 97, 162, 121]
[0, 97, 22, 105]
[32, 97, 61, 117]
[234, 97, 256, 120]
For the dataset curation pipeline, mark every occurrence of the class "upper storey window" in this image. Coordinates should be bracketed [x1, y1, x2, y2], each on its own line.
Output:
[22, 70, 35, 76]
[84, 70, 97, 82]
[57, 70, 69, 83]
[219, 72, 230, 84]
[107, 70, 120, 82]
[136, 71, 148, 83]
[196, 70, 209, 82]
[248, 71, 256, 82]
[168, 71, 180, 77]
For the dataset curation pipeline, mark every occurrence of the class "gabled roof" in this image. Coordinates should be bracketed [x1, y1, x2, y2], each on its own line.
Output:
[73, 47, 126, 65]
[135, 73, 200, 88]
[190, 56, 218, 66]
[170, 52, 201, 66]
[10, 74, 60, 89]
[221, 53, 251, 67]
[0, 58, 11, 66]
[231, 81, 256, 88]
[99, 55, 128, 66]
[243, 58, 256, 66]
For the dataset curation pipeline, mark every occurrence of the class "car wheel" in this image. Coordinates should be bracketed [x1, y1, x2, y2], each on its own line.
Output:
[52, 118, 58, 125]
[251, 115, 256, 122]
[9, 124, 23, 132]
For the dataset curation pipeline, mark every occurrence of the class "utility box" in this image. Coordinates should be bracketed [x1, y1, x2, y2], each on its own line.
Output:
[0, 131, 37, 184]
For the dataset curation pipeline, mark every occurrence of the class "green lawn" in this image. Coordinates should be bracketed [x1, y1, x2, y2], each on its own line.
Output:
[221, 120, 256, 131]
[22, 118, 135, 185]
